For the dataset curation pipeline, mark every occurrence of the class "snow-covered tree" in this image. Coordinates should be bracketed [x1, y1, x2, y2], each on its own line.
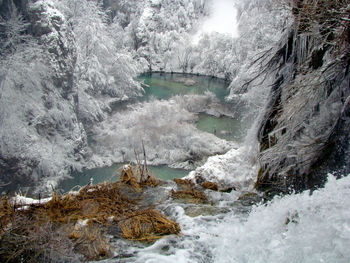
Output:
[0, 0, 88, 192]
[52, 0, 143, 123]
[0, 1, 31, 55]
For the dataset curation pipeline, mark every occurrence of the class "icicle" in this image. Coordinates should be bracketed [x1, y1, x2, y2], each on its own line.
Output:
[297, 34, 309, 66]
[285, 35, 289, 64]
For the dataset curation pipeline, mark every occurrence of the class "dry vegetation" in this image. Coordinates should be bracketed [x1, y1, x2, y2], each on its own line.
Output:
[201, 181, 219, 191]
[293, 0, 350, 59]
[171, 178, 208, 203]
[0, 165, 180, 262]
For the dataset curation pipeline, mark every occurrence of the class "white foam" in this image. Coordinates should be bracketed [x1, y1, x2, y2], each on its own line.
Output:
[128, 175, 350, 263]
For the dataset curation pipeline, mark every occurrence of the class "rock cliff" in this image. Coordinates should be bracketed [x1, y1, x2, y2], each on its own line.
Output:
[256, 0, 350, 193]
[0, 0, 86, 192]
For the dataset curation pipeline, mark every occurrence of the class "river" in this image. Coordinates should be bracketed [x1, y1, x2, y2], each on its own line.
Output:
[62, 73, 350, 262]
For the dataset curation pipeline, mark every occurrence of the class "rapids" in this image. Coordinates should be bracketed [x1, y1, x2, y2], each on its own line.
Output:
[61, 73, 349, 263]
[101, 175, 350, 263]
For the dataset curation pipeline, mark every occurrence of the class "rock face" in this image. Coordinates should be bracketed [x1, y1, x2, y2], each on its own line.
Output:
[0, 0, 87, 192]
[256, 1, 350, 193]
[27, 1, 77, 99]
[309, 95, 350, 180]
[0, 0, 147, 192]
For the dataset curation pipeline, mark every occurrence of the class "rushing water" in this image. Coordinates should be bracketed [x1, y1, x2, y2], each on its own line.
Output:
[106, 175, 349, 263]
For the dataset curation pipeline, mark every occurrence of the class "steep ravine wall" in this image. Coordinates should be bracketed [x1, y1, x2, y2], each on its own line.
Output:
[0, 0, 87, 192]
[256, 0, 350, 193]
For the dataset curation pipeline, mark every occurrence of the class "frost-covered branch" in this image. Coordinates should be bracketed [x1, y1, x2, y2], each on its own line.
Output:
[0, 0, 31, 55]
[256, 0, 350, 192]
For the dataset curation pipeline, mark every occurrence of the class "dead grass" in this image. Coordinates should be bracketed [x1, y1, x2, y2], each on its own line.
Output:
[201, 181, 219, 191]
[0, 215, 80, 263]
[121, 164, 160, 188]
[172, 178, 208, 203]
[118, 209, 180, 241]
[0, 197, 13, 233]
[68, 223, 112, 261]
[173, 178, 194, 186]
[0, 165, 180, 262]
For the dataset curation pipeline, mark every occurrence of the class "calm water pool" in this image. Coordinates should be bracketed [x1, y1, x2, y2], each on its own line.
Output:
[60, 73, 238, 192]
[196, 113, 243, 141]
[59, 164, 188, 193]
[138, 73, 242, 140]
[138, 73, 230, 101]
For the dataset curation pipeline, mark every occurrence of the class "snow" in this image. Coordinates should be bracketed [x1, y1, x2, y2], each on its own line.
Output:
[141, 7, 153, 20]
[150, 0, 162, 5]
[2, 1, 349, 262]
[0, 0, 89, 194]
[186, 146, 258, 190]
[123, 164, 131, 171]
[11, 195, 52, 206]
[88, 95, 235, 169]
[30, 0, 65, 23]
[192, 0, 239, 44]
[1, 0, 291, 194]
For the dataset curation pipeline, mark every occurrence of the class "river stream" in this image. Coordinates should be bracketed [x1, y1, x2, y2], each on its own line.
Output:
[60, 73, 349, 263]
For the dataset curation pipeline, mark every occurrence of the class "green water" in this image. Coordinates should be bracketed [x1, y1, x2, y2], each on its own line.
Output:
[138, 73, 230, 101]
[148, 166, 189, 180]
[60, 73, 237, 192]
[59, 164, 188, 193]
[196, 113, 243, 141]
[138, 73, 242, 141]
[59, 164, 123, 193]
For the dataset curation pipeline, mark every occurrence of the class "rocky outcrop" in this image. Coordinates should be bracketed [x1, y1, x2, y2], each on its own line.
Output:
[256, 1, 350, 193]
[0, 0, 87, 193]
[28, 1, 77, 99]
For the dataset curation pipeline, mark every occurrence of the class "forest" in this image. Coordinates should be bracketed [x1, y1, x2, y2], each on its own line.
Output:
[0, 0, 349, 262]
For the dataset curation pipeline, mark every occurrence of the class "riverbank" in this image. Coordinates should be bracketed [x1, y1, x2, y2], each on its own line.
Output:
[0, 165, 182, 261]
[0, 163, 241, 262]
